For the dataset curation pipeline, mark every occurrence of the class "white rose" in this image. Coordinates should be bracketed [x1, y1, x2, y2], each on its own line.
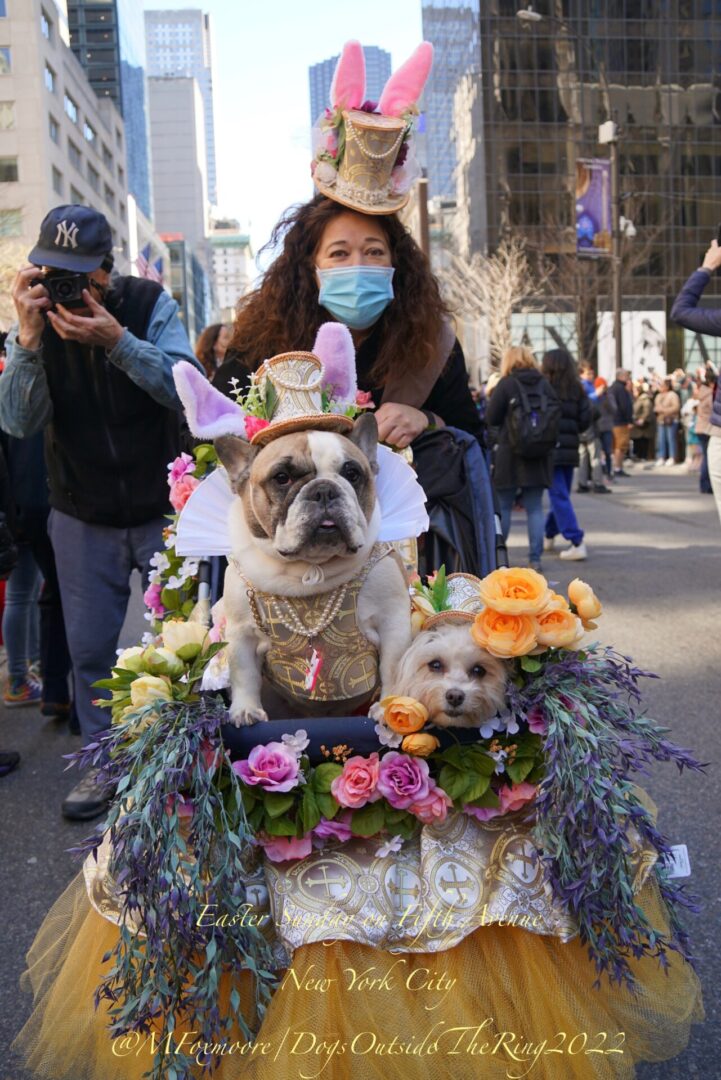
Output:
[116, 646, 145, 673]
[141, 645, 185, 680]
[129, 674, 173, 708]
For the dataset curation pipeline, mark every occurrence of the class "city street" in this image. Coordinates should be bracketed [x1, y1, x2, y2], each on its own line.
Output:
[1, 464, 719, 1079]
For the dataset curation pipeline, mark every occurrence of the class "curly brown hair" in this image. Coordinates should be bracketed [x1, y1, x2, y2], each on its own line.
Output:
[229, 195, 451, 386]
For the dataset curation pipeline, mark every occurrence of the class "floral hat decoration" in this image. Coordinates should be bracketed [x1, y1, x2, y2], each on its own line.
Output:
[410, 568, 485, 635]
[312, 39, 433, 214]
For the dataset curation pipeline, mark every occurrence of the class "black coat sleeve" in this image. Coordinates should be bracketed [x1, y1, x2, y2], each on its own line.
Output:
[421, 340, 484, 443]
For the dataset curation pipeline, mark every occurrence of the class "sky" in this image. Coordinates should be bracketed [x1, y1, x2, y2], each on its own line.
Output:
[142, 0, 423, 264]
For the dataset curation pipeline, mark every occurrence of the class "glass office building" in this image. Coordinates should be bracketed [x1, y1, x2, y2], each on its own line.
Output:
[67, 0, 153, 219]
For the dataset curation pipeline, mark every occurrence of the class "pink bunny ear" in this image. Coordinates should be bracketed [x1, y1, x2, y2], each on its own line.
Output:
[378, 43, 434, 117]
[313, 322, 357, 406]
[172, 361, 248, 440]
[330, 40, 365, 111]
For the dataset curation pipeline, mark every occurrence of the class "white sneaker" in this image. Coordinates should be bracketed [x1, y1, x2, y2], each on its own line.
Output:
[665, 457, 675, 466]
[654, 459, 665, 468]
[559, 541, 588, 561]
[543, 536, 557, 553]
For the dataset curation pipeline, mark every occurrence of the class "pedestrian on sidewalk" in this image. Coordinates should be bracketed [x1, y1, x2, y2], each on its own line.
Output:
[654, 378, 681, 466]
[541, 348, 591, 561]
[693, 368, 715, 494]
[607, 369, 634, 477]
[594, 377, 616, 480]
[631, 379, 655, 463]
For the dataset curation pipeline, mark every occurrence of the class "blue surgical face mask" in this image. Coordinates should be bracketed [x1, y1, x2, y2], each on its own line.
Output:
[316, 265, 395, 330]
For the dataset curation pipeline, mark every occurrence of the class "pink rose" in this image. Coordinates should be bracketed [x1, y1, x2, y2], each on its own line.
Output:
[169, 474, 199, 512]
[464, 802, 504, 822]
[499, 782, 537, 814]
[168, 452, 195, 486]
[355, 390, 375, 410]
[261, 835, 312, 863]
[244, 416, 271, 440]
[409, 780, 452, 825]
[526, 705, 547, 735]
[143, 581, 166, 617]
[165, 794, 194, 820]
[331, 753, 381, 809]
[313, 812, 352, 844]
[377, 752, 431, 810]
[232, 742, 300, 793]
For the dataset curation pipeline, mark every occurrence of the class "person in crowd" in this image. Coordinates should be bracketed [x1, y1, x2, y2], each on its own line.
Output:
[194, 322, 232, 379]
[607, 368, 635, 477]
[594, 376, 616, 480]
[541, 348, 591, 561]
[670, 239, 721, 523]
[0, 485, 41, 707]
[214, 195, 482, 448]
[681, 394, 701, 470]
[654, 377, 681, 466]
[693, 369, 714, 494]
[579, 361, 598, 401]
[0, 204, 199, 820]
[631, 379, 655, 463]
[577, 373, 610, 495]
[0, 437, 21, 777]
[485, 346, 557, 572]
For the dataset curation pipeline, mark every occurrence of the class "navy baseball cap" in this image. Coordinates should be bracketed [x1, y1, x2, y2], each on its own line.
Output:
[28, 204, 113, 271]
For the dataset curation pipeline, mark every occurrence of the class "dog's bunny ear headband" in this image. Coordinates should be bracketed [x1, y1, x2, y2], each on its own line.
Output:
[312, 40, 434, 215]
[171, 327, 428, 556]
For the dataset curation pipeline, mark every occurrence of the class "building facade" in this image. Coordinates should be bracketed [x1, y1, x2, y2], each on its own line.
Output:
[144, 9, 217, 207]
[162, 232, 210, 343]
[209, 217, 253, 323]
[308, 45, 391, 127]
[0, 0, 129, 277]
[66, 0, 153, 220]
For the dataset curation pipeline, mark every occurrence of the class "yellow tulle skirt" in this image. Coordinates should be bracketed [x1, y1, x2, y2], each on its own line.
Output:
[14, 872, 703, 1080]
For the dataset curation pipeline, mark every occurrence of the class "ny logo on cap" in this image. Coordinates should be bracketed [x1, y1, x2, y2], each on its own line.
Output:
[54, 220, 79, 249]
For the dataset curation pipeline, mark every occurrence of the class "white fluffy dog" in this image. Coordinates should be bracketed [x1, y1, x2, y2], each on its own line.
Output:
[392, 621, 508, 729]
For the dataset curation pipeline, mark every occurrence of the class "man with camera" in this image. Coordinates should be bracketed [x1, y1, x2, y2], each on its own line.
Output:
[0, 204, 200, 820]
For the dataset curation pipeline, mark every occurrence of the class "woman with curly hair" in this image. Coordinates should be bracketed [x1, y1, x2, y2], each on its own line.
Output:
[214, 195, 481, 448]
[195, 322, 232, 379]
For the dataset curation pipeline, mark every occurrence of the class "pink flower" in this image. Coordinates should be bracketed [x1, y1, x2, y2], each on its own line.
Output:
[208, 614, 227, 644]
[377, 752, 431, 810]
[165, 794, 194, 820]
[232, 742, 300, 793]
[168, 452, 195, 486]
[143, 581, 166, 617]
[464, 803, 504, 822]
[313, 812, 352, 844]
[169, 474, 200, 512]
[244, 416, 271, 440]
[499, 782, 537, 814]
[355, 390, 375, 409]
[261, 835, 313, 863]
[526, 705, 547, 735]
[409, 781, 452, 825]
[331, 752, 381, 809]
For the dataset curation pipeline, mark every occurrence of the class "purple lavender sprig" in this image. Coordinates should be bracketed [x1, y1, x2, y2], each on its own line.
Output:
[69, 697, 280, 1080]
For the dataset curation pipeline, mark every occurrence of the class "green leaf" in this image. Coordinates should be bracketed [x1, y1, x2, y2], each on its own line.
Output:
[462, 775, 491, 803]
[265, 813, 298, 836]
[350, 802, 385, 837]
[506, 758, 535, 784]
[316, 793, 339, 820]
[431, 565, 448, 610]
[160, 586, 181, 610]
[438, 765, 471, 802]
[467, 786, 500, 809]
[520, 655, 543, 673]
[312, 763, 343, 793]
[301, 788, 321, 833]
[263, 792, 296, 819]
[264, 380, 278, 419]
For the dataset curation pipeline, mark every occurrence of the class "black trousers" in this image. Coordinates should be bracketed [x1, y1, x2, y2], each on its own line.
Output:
[19, 508, 73, 707]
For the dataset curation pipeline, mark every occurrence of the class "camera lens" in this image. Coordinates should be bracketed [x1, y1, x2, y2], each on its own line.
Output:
[55, 279, 75, 300]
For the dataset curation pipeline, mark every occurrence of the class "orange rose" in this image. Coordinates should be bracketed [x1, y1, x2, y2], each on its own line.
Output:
[472, 608, 537, 658]
[402, 732, 441, 757]
[535, 607, 584, 649]
[478, 567, 550, 616]
[540, 591, 569, 613]
[410, 593, 436, 636]
[567, 578, 602, 629]
[380, 696, 429, 734]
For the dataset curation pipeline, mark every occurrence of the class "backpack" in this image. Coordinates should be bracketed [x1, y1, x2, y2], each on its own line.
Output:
[507, 377, 561, 459]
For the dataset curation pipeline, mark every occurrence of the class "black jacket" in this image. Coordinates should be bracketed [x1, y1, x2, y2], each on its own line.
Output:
[214, 327, 483, 444]
[607, 379, 634, 425]
[551, 383, 592, 468]
[41, 277, 184, 527]
[485, 369, 556, 490]
[671, 269, 721, 430]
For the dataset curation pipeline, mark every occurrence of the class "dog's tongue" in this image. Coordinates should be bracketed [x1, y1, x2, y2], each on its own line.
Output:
[321, 519, 335, 527]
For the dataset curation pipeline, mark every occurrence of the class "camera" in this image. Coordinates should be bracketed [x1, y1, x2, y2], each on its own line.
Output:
[30, 270, 92, 310]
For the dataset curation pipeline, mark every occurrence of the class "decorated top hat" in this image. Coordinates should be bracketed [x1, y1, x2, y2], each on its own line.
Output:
[412, 571, 484, 632]
[250, 351, 354, 446]
[312, 40, 433, 216]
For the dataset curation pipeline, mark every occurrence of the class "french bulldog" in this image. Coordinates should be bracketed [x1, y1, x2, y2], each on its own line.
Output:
[215, 413, 412, 726]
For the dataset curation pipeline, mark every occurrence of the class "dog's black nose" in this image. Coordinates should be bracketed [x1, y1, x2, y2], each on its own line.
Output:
[445, 689, 465, 708]
[308, 480, 339, 507]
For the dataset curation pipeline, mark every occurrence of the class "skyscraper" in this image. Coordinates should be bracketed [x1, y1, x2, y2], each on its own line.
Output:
[309, 46, 391, 127]
[144, 9, 218, 207]
[67, 0, 153, 219]
[421, 1, 479, 199]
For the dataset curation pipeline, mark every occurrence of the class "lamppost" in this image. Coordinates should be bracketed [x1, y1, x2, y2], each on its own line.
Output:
[516, 5, 624, 368]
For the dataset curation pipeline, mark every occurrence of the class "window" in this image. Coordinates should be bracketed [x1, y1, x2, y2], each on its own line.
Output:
[83, 121, 96, 147]
[44, 64, 55, 93]
[0, 156, 18, 181]
[0, 209, 21, 236]
[119, 200, 125, 220]
[0, 47, 10, 75]
[49, 113, 59, 143]
[70, 185, 84, 205]
[102, 143, 113, 170]
[0, 101, 13, 129]
[117, 165, 124, 186]
[52, 166, 63, 196]
[104, 183, 114, 211]
[64, 93, 78, 124]
[87, 163, 100, 192]
[40, 8, 52, 40]
[115, 128, 122, 148]
[68, 139, 82, 170]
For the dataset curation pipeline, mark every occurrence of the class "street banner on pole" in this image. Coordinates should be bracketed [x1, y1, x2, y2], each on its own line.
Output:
[575, 158, 611, 257]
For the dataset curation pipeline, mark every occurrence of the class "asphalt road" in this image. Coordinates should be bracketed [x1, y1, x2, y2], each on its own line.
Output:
[1, 465, 719, 1079]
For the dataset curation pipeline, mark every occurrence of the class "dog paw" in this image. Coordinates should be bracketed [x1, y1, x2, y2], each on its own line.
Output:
[228, 703, 269, 728]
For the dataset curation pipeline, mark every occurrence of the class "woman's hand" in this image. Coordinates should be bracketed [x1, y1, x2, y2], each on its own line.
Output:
[374, 403, 433, 448]
[702, 240, 721, 273]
